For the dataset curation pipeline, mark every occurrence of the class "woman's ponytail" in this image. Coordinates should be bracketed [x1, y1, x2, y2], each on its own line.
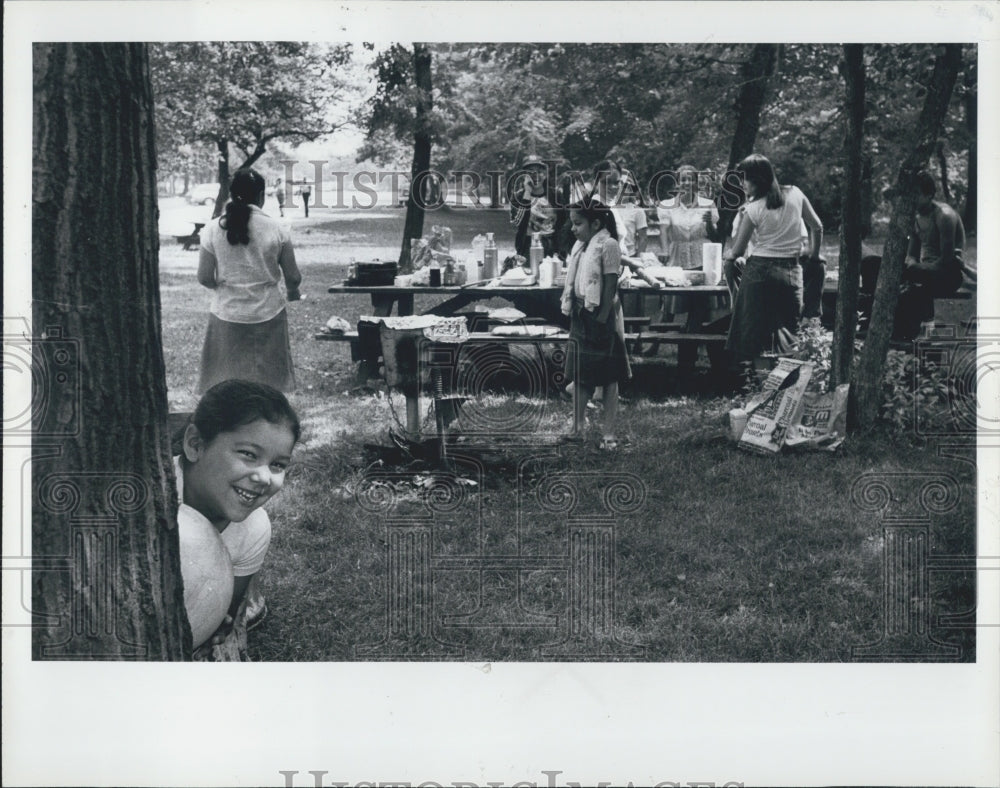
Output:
[220, 168, 266, 245]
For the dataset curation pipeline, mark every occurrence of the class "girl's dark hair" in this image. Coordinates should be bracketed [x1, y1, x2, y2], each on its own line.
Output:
[221, 168, 266, 245]
[568, 200, 619, 240]
[591, 159, 622, 179]
[588, 159, 622, 202]
[176, 380, 301, 458]
[916, 170, 937, 197]
[736, 154, 784, 210]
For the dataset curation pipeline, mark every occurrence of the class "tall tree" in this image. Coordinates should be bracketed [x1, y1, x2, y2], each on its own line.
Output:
[150, 42, 354, 217]
[32, 43, 188, 659]
[717, 44, 779, 243]
[851, 44, 964, 430]
[832, 45, 866, 389]
[400, 43, 434, 272]
[361, 43, 437, 272]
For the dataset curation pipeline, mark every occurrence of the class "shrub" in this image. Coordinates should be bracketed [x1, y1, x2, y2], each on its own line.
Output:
[879, 349, 958, 434]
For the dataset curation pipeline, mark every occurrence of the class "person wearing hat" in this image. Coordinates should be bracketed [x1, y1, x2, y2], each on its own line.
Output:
[508, 154, 568, 260]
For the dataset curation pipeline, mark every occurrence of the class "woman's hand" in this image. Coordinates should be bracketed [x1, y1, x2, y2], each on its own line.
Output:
[287, 287, 303, 302]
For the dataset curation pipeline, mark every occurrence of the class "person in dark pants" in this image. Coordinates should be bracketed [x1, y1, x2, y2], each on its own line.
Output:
[300, 180, 312, 218]
[859, 171, 967, 340]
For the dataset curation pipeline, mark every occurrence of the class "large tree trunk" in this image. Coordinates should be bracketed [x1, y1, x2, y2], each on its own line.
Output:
[860, 149, 873, 239]
[398, 43, 433, 273]
[32, 43, 189, 660]
[963, 59, 976, 234]
[852, 44, 963, 430]
[717, 44, 778, 244]
[832, 45, 866, 392]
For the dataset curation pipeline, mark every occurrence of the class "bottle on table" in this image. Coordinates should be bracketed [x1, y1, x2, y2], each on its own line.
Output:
[483, 232, 498, 279]
[429, 259, 442, 287]
[529, 232, 543, 281]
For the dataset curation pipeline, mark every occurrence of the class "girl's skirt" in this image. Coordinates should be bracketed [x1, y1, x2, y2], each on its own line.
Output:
[565, 299, 631, 389]
[725, 256, 803, 363]
[198, 309, 296, 394]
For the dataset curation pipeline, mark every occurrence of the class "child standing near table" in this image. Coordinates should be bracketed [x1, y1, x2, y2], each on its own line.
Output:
[175, 379, 300, 658]
[560, 202, 631, 451]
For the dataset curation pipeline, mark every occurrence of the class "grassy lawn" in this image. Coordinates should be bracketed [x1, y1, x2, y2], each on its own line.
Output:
[159, 214, 977, 662]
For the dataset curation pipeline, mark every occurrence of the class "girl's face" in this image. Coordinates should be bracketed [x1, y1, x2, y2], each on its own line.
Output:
[570, 210, 600, 244]
[597, 169, 621, 201]
[182, 418, 296, 529]
[740, 174, 756, 199]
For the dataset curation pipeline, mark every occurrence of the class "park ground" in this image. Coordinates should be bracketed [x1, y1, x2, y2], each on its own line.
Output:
[158, 198, 978, 662]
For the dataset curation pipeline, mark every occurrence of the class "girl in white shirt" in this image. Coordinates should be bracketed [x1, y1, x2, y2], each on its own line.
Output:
[724, 154, 823, 367]
[198, 168, 303, 393]
[175, 379, 299, 657]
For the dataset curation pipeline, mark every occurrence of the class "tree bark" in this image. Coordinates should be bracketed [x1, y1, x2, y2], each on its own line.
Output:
[963, 60, 976, 234]
[212, 138, 230, 219]
[936, 140, 951, 203]
[852, 44, 963, 431]
[832, 45, 866, 393]
[860, 150, 873, 239]
[717, 44, 779, 245]
[32, 43, 189, 660]
[398, 43, 433, 273]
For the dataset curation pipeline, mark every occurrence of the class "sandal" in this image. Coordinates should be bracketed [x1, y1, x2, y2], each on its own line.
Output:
[597, 437, 619, 451]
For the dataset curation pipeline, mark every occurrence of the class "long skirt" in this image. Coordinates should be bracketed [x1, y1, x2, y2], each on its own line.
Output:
[726, 256, 802, 363]
[565, 299, 631, 389]
[198, 310, 296, 394]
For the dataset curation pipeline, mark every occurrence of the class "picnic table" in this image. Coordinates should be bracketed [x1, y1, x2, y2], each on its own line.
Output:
[325, 282, 568, 324]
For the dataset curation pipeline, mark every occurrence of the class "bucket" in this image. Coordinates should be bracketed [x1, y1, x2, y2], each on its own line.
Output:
[702, 243, 723, 285]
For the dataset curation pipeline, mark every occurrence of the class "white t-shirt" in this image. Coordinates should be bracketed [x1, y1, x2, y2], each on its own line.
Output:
[657, 195, 719, 269]
[200, 204, 293, 324]
[174, 456, 272, 647]
[611, 204, 648, 256]
[740, 185, 807, 258]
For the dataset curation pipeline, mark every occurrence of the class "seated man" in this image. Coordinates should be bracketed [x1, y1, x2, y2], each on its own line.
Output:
[896, 170, 966, 339]
[860, 171, 967, 340]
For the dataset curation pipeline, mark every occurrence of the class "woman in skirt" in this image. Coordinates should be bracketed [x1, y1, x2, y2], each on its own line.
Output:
[197, 167, 302, 394]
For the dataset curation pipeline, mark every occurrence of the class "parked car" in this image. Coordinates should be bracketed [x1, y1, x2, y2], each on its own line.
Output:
[186, 183, 220, 206]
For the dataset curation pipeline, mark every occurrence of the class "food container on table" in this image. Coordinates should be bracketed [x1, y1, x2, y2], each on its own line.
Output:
[538, 257, 556, 288]
[702, 242, 723, 285]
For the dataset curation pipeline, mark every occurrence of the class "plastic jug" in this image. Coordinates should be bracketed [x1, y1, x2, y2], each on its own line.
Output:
[702, 242, 723, 285]
[538, 257, 555, 288]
